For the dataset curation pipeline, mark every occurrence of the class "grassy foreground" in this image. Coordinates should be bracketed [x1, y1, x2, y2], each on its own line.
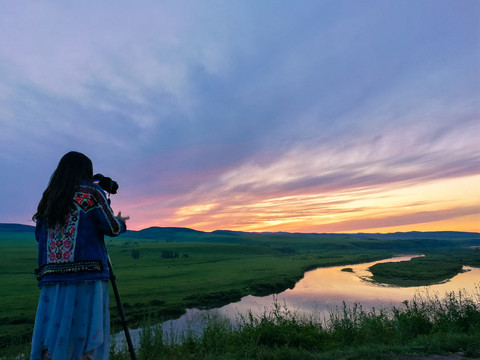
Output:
[109, 289, 480, 360]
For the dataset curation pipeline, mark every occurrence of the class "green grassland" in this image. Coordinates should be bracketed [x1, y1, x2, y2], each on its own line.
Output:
[369, 248, 480, 286]
[0, 227, 479, 357]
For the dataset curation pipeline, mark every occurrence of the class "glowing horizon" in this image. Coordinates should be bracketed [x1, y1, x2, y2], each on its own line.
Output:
[125, 174, 480, 233]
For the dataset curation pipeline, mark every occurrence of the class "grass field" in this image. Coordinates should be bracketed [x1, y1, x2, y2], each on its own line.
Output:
[0, 227, 478, 358]
[117, 289, 480, 360]
[369, 248, 480, 286]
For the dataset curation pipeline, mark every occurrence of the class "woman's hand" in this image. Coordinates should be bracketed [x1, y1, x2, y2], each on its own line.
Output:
[116, 211, 130, 223]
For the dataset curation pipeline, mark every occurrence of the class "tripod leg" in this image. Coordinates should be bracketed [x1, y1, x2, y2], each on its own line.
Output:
[108, 257, 137, 360]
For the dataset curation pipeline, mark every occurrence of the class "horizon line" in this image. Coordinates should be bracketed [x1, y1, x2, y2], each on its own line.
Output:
[2, 222, 479, 236]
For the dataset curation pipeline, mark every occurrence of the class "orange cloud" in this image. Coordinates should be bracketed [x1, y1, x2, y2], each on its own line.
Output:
[136, 174, 479, 233]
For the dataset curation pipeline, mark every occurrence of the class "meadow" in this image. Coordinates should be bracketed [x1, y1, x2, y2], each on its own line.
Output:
[1, 226, 479, 358]
[369, 248, 480, 287]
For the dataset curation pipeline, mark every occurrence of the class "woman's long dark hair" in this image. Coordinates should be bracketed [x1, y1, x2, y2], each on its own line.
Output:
[33, 151, 93, 227]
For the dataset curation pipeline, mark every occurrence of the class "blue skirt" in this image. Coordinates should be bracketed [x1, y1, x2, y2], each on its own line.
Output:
[30, 280, 110, 360]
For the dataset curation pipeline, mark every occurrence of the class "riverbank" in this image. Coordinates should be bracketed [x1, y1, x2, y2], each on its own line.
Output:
[107, 289, 480, 360]
[109, 255, 480, 357]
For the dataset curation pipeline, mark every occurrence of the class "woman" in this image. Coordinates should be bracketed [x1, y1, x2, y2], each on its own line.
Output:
[30, 151, 128, 360]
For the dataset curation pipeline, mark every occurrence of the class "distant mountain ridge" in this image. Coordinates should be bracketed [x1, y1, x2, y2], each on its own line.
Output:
[212, 229, 480, 240]
[1, 223, 479, 241]
[0, 223, 36, 232]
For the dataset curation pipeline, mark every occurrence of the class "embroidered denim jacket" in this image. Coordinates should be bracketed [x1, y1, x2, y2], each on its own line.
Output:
[35, 181, 126, 287]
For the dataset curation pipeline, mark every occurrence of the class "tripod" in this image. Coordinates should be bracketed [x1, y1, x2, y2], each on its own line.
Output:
[108, 256, 137, 360]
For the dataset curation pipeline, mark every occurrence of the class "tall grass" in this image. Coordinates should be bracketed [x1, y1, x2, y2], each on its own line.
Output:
[5, 288, 479, 359]
[109, 288, 480, 360]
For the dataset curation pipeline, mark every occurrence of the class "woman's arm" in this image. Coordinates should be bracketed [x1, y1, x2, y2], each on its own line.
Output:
[91, 185, 127, 236]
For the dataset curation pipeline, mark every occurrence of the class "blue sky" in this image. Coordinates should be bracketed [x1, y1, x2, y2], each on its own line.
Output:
[1, 0, 479, 232]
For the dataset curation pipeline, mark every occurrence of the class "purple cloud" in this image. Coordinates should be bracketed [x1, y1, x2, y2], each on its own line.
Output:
[0, 1, 478, 232]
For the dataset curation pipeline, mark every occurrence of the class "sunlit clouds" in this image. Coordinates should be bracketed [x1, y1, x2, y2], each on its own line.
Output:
[160, 156, 480, 233]
[0, 1, 478, 233]
[167, 175, 479, 233]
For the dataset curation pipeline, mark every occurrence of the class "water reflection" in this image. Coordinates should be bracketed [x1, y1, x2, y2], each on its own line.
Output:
[115, 255, 480, 347]
[218, 255, 479, 317]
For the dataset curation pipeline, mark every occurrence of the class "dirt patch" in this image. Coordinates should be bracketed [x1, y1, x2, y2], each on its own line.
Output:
[393, 353, 479, 360]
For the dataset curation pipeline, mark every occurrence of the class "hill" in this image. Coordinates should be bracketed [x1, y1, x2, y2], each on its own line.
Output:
[212, 229, 480, 241]
[2, 223, 479, 244]
[0, 223, 35, 232]
[122, 227, 480, 250]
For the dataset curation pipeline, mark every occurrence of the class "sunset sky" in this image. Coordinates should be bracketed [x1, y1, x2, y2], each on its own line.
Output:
[1, 1, 479, 233]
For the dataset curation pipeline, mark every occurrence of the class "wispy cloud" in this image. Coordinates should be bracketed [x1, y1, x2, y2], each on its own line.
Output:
[0, 1, 478, 232]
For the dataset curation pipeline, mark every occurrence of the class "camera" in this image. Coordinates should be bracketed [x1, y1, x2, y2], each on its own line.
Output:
[93, 173, 119, 194]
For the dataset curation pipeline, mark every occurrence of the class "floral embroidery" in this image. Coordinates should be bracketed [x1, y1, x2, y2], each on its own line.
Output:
[74, 192, 96, 211]
[47, 209, 79, 264]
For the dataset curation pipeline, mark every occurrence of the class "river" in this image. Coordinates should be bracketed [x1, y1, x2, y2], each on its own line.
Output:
[114, 255, 480, 347]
